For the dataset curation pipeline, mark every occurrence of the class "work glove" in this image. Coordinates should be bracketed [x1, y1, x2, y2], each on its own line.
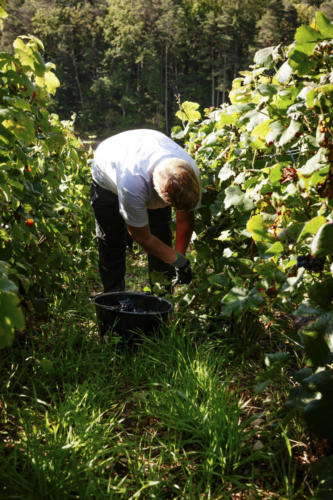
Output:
[172, 254, 192, 286]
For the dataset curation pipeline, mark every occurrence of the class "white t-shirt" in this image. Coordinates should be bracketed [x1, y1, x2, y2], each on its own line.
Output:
[91, 129, 201, 227]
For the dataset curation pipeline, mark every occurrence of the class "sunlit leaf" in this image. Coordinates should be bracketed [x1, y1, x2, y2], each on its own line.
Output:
[254, 47, 274, 68]
[176, 101, 201, 123]
[218, 111, 238, 126]
[44, 70, 60, 95]
[269, 163, 283, 185]
[224, 186, 253, 211]
[288, 48, 316, 74]
[298, 149, 327, 177]
[295, 25, 322, 45]
[276, 61, 293, 84]
[297, 216, 327, 243]
[246, 215, 265, 242]
[279, 120, 301, 147]
[316, 12, 333, 39]
[252, 120, 272, 141]
[266, 120, 284, 144]
[264, 241, 284, 256]
[258, 84, 278, 97]
[218, 165, 235, 182]
[311, 222, 333, 257]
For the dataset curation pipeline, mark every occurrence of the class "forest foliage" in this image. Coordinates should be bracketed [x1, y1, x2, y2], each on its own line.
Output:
[3, 0, 333, 135]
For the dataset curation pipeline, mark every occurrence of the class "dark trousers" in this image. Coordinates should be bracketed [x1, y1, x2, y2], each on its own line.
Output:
[90, 180, 175, 292]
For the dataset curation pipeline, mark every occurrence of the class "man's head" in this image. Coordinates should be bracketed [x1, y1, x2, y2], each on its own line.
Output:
[153, 159, 200, 211]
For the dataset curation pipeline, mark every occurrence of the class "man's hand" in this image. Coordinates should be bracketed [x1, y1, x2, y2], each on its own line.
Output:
[173, 258, 192, 286]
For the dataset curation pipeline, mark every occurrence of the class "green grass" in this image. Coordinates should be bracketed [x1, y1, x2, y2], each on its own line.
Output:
[0, 251, 316, 499]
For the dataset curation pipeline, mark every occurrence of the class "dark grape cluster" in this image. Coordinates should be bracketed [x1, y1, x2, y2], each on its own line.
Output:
[296, 254, 325, 272]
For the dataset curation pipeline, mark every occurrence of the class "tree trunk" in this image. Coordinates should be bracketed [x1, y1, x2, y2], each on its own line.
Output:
[137, 63, 140, 93]
[222, 54, 227, 104]
[211, 47, 215, 107]
[175, 63, 178, 95]
[164, 43, 169, 134]
[71, 48, 84, 111]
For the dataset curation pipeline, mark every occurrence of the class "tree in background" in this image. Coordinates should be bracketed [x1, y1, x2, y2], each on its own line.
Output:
[176, 0, 267, 109]
[0, 0, 34, 50]
[32, 0, 107, 130]
[154, 0, 186, 132]
[255, 0, 298, 48]
[290, 0, 333, 22]
[99, 0, 187, 133]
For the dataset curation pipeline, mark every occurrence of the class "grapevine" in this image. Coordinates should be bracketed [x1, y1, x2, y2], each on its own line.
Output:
[172, 12, 333, 488]
[0, 28, 93, 346]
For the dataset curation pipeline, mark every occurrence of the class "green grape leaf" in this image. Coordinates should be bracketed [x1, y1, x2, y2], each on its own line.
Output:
[288, 48, 316, 74]
[266, 120, 284, 144]
[176, 101, 201, 123]
[243, 110, 268, 132]
[221, 287, 264, 317]
[295, 25, 322, 45]
[311, 222, 333, 257]
[224, 186, 254, 211]
[298, 149, 327, 177]
[13, 38, 36, 70]
[0, 269, 25, 348]
[279, 120, 301, 146]
[0, 276, 17, 294]
[252, 120, 272, 141]
[306, 89, 316, 108]
[2, 96, 32, 112]
[300, 326, 331, 368]
[0, 6, 8, 20]
[269, 163, 283, 185]
[0, 122, 15, 144]
[309, 278, 333, 309]
[202, 132, 218, 146]
[257, 84, 278, 97]
[44, 70, 60, 95]
[254, 47, 274, 68]
[208, 273, 229, 287]
[316, 12, 333, 39]
[218, 165, 235, 182]
[246, 214, 266, 242]
[6, 114, 35, 145]
[297, 215, 327, 243]
[276, 61, 293, 84]
[264, 241, 284, 256]
[218, 110, 238, 126]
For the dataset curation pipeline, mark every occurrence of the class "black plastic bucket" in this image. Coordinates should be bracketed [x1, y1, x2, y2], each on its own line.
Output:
[91, 291, 173, 337]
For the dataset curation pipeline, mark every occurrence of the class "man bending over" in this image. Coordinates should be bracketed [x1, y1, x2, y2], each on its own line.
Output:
[90, 128, 201, 292]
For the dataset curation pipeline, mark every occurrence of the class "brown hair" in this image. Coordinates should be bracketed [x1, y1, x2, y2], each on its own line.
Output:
[153, 158, 200, 211]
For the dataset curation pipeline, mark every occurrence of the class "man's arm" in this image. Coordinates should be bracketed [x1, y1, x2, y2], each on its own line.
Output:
[128, 210, 195, 262]
[175, 210, 194, 255]
[128, 215, 194, 285]
[127, 224, 178, 264]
